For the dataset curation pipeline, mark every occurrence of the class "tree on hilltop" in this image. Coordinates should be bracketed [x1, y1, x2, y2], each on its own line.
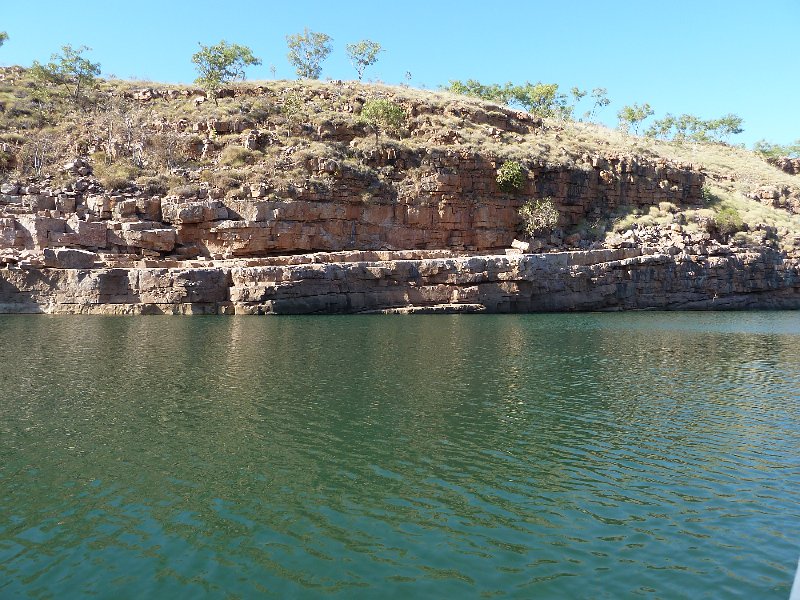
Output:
[445, 80, 569, 118]
[0, 32, 8, 48]
[753, 139, 800, 159]
[191, 40, 261, 105]
[286, 28, 332, 79]
[646, 112, 743, 143]
[346, 40, 382, 81]
[30, 45, 101, 107]
[617, 103, 654, 135]
[586, 88, 610, 121]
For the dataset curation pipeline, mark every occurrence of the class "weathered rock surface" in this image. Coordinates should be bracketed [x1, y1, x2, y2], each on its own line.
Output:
[768, 156, 800, 176]
[1, 247, 797, 314]
[42, 247, 97, 269]
[1, 75, 795, 314]
[0, 150, 704, 259]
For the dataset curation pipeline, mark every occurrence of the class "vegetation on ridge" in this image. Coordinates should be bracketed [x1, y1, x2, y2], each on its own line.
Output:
[0, 23, 798, 256]
[286, 28, 333, 80]
[191, 41, 261, 105]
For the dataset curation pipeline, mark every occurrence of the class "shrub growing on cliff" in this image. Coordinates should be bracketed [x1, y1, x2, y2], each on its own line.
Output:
[192, 41, 261, 105]
[714, 206, 744, 239]
[519, 198, 559, 237]
[286, 28, 332, 79]
[359, 99, 405, 149]
[282, 92, 308, 138]
[93, 157, 140, 191]
[496, 160, 524, 192]
[169, 183, 201, 198]
[219, 145, 258, 167]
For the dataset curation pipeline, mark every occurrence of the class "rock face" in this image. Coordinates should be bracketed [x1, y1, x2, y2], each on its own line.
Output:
[42, 247, 97, 269]
[769, 157, 800, 176]
[2, 75, 795, 314]
[1, 247, 797, 315]
[0, 151, 703, 259]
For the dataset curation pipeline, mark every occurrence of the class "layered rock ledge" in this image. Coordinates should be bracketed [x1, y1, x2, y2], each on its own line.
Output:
[1, 247, 797, 315]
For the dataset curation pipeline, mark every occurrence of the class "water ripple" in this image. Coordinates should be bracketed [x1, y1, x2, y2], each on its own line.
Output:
[0, 312, 799, 598]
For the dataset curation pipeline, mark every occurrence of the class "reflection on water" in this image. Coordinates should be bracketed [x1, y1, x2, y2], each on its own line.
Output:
[1, 313, 799, 598]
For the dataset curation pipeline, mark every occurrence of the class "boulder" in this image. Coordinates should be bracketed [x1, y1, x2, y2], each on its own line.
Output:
[115, 228, 177, 252]
[86, 195, 111, 217]
[511, 239, 531, 252]
[162, 200, 228, 224]
[23, 195, 56, 211]
[55, 194, 77, 213]
[42, 247, 97, 269]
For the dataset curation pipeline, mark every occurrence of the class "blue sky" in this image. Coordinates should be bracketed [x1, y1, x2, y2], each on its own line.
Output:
[2, 0, 798, 146]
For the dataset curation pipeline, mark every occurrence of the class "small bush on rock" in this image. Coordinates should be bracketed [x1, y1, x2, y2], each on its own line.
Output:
[359, 99, 405, 149]
[219, 145, 257, 167]
[519, 197, 559, 236]
[496, 160, 524, 192]
[93, 158, 139, 190]
[169, 183, 200, 198]
[714, 206, 744, 239]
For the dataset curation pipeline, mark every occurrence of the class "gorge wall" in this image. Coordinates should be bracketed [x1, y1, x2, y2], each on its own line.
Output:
[0, 150, 703, 261]
[3, 76, 796, 315]
[1, 247, 797, 315]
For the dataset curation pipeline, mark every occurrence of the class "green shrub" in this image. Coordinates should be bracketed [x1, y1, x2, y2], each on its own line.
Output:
[445, 80, 569, 117]
[496, 160, 525, 192]
[137, 174, 178, 195]
[93, 158, 139, 190]
[0, 148, 15, 171]
[219, 145, 257, 167]
[191, 41, 261, 104]
[714, 206, 744, 238]
[199, 169, 244, 190]
[169, 183, 200, 198]
[754, 139, 800, 159]
[359, 99, 405, 149]
[519, 197, 559, 236]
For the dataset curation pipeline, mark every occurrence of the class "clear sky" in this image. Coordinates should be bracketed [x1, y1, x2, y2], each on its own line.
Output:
[2, 0, 798, 146]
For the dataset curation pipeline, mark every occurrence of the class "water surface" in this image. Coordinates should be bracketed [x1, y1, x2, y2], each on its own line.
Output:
[1, 313, 799, 598]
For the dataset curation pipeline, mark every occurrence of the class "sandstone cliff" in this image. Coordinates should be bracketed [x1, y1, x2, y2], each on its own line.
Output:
[0, 70, 798, 313]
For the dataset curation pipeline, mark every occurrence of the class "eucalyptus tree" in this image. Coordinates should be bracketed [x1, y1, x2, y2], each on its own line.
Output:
[286, 28, 332, 79]
[191, 40, 261, 105]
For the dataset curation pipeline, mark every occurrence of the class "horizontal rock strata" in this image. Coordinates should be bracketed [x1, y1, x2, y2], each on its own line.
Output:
[1, 247, 797, 315]
[0, 151, 703, 259]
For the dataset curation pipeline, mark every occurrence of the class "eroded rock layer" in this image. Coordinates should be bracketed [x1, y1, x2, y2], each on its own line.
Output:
[1, 247, 797, 315]
[0, 152, 703, 259]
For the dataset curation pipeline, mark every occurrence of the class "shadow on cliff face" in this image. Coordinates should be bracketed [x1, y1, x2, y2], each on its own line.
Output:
[0, 267, 46, 312]
[0, 267, 144, 314]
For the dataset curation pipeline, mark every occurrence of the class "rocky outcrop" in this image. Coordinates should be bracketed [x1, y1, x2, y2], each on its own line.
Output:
[0, 151, 703, 259]
[1, 75, 795, 314]
[1, 247, 797, 315]
[768, 157, 800, 176]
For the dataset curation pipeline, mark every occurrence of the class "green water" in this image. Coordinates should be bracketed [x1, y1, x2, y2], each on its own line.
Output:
[1, 313, 799, 598]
